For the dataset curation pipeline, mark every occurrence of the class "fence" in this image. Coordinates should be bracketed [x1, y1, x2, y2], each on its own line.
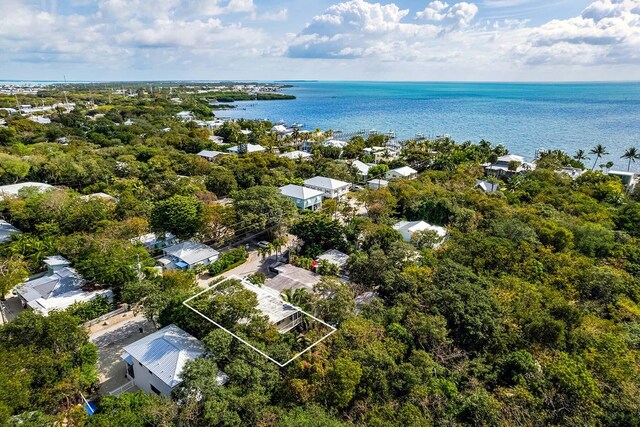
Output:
[83, 304, 129, 328]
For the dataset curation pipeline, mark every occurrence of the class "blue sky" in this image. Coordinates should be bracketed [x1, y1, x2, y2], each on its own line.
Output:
[0, 0, 638, 81]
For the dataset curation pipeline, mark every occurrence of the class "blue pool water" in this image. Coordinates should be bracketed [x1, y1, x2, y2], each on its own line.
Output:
[222, 81, 640, 170]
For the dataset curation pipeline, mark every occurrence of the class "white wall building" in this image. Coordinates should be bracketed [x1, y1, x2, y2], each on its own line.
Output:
[385, 166, 418, 180]
[393, 221, 447, 248]
[303, 176, 351, 199]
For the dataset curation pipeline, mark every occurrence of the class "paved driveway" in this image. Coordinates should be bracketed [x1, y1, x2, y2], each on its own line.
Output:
[197, 250, 277, 288]
[90, 314, 155, 396]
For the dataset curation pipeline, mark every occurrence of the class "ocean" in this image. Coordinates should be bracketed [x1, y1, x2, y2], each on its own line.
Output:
[222, 81, 640, 171]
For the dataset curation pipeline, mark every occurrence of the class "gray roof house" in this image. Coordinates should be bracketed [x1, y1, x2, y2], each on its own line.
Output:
[159, 241, 220, 271]
[385, 166, 418, 180]
[15, 256, 112, 316]
[279, 184, 324, 210]
[476, 179, 500, 193]
[197, 150, 225, 161]
[393, 221, 447, 248]
[121, 324, 227, 397]
[0, 220, 21, 243]
[303, 176, 351, 199]
[0, 182, 54, 197]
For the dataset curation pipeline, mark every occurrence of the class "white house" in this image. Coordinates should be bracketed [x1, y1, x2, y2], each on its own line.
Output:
[132, 232, 177, 251]
[234, 276, 302, 333]
[0, 220, 21, 243]
[197, 150, 225, 161]
[176, 111, 195, 121]
[476, 179, 500, 193]
[352, 160, 372, 181]
[607, 170, 636, 186]
[227, 144, 265, 154]
[279, 150, 312, 160]
[15, 256, 112, 316]
[159, 241, 220, 271]
[303, 176, 351, 199]
[368, 178, 389, 190]
[316, 249, 350, 276]
[272, 124, 287, 133]
[279, 184, 324, 211]
[29, 116, 51, 124]
[393, 221, 447, 248]
[386, 166, 418, 180]
[483, 154, 535, 177]
[0, 182, 53, 197]
[80, 192, 119, 203]
[121, 324, 227, 397]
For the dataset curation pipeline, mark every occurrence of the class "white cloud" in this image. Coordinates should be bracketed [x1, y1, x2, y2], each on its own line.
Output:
[416, 1, 479, 29]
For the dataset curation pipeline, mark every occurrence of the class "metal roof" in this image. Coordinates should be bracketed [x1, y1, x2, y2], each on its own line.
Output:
[351, 160, 371, 175]
[393, 221, 447, 238]
[197, 150, 225, 159]
[279, 150, 311, 160]
[389, 166, 417, 177]
[317, 249, 350, 268]
[0, 182, 53, 197]
[279, 184, 324, 200]
[16, 266, 85, 303]
[163, 241, 219, 266]
[0, 220, 21, 243]
[237, 278, 300, 324]
[122, 324, 206, 388]
[303, 176, 351, 191]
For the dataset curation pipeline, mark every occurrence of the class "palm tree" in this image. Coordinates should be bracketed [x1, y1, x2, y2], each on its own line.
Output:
[621, 147, 639, 172]
[589, 144, 609, 170]
[573, 149, 590, 163]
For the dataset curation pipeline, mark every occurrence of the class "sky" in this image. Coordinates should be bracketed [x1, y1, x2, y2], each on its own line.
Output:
[0, 0, 639, 81]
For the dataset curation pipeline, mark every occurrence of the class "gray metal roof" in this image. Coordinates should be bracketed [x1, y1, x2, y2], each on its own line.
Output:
[163, 241, 219, 266]
[16, 267, 84, 303]
[317, 249, 350, 268]
[0, 220, 21, 243]
[122, 324, 206, 388]
[303, 176, 350, 191]
[236, 277, 300, 324]
[0, 182, 53, 197]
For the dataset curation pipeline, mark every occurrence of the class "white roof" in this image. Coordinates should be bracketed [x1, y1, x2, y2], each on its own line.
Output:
[122, 324, 209, 388]
[197, 150, 225, 159]
[393, 221, 447, 238]
[132, 232, 175, 246]
[303, 176, 351, 191]
[322, 139, 348, 148]
[28, 289, 112, 316]
[279, 150, 312, 160]
[80, 192, 118, 202]
[227, 144, 265, 153]
[163, 241, 219, 266]
[389, 166, 417, 177]
[368, 178, 389, 186]
[279, 184, 324, 200]
[44, 255, 71, 267]
[272, 125, 287, 133]
[497, 154, 525, 163]
[608, 170, 635, 177]
[476, 179, 500, 192]
[0, 182, 53, 197]
[0, 220, 21, 243]
[317, 249, 350, 268]
[237, 277, 300, 324]
[29, 116, 51, 124]
[352, 160, 371, 175]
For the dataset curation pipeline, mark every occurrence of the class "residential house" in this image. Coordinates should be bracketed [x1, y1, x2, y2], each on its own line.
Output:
[279, 150, 312, 160]
[476, 179, 500, 193]
[303, 176, 351, 199]
[0, 220, 21, 243]
[15, 256, 112, 316]
[209, 135, 224, 144]
[556, 167, 586, 180]
[0, 182, 53, 197]
[386, 166, 418, 180]
[121, 324, 227, 397]
[176, 111, 195, 121]
[159, 241, 220, 271]
[279, 184, 324, 211]
[80, 192, 119, 203]
[227, 144, 265, 154]
[393, 221, 447, 248]
[352, 160, 372, 182]
[315, 249, 350, 277]
[483, 154, 535, 177]
[272, 124, 287, 133]
[235, 276, 302, 333]
[29, 116, 51, 124]
[607, 170, 636, 187]
[132, 232, 177, 252]
[267, 264, 321, 293]
[368, 178, 389, 190]
[197, 150, 225, 161]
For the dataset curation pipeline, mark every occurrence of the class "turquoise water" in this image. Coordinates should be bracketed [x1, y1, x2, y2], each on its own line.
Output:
[223, 81, 640, 170]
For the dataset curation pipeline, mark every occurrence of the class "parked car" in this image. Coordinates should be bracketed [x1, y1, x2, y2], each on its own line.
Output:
[257, 241, 271, 249]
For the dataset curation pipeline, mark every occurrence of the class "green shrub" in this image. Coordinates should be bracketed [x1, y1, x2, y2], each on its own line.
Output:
[208, 247, 248, 276]
[66, 296, 113, 323]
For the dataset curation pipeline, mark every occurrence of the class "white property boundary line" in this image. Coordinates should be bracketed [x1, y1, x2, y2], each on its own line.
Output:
[183, 275, 337, 367]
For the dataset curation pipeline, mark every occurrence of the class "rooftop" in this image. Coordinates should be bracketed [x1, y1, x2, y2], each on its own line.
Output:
[237, 277, 300, 324]
[122, 324, 216, 388]
[352, 160, 371, 175]
[303, 176, 351, 191]
[279, 150, 312, 160]
[197, 150, 225, 159]
[393, 220, 447, 239]
[0, 220, 21, 243]
[279, 184, 324, 200]
[0, 182, 53, 197]
[317, 249, 350, 268]
[227, 144, 265, 154]
[269, 264, 321, 292]
[389, 166, 418, 177]
[164, 241, 219, 266]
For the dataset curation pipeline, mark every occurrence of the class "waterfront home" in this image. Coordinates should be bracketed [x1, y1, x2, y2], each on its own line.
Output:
[483, 154, 535, 177]
[393, 221, 447, 247]
[368, 178, 389, 190]
[29, 116, 51, 124]
[386, 166, 418, 180]
[476, 179, 500, 193]
[15, 256, 112, 316]
[0, 182, 54, 197]
[279, 150, 312, 160]
[131, 232, 177, 252]
[272, 124, 287, 133]
[352, 160, 372, 182]
[176, 111, 195, 121]
[209, 135, 224, 144]
[607, 170, 636, 187]
[197, 150, 225, 161]
[303, 176, 351, 199]
[556, 167, 586, 180]
[0, 220, 21, 243]
[365, 146, 399, 162]
[121, 324, 227, 397]
[227, 144, 265, 154]
[279, 184, 324, 211]
[159, 241, 220, 271]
